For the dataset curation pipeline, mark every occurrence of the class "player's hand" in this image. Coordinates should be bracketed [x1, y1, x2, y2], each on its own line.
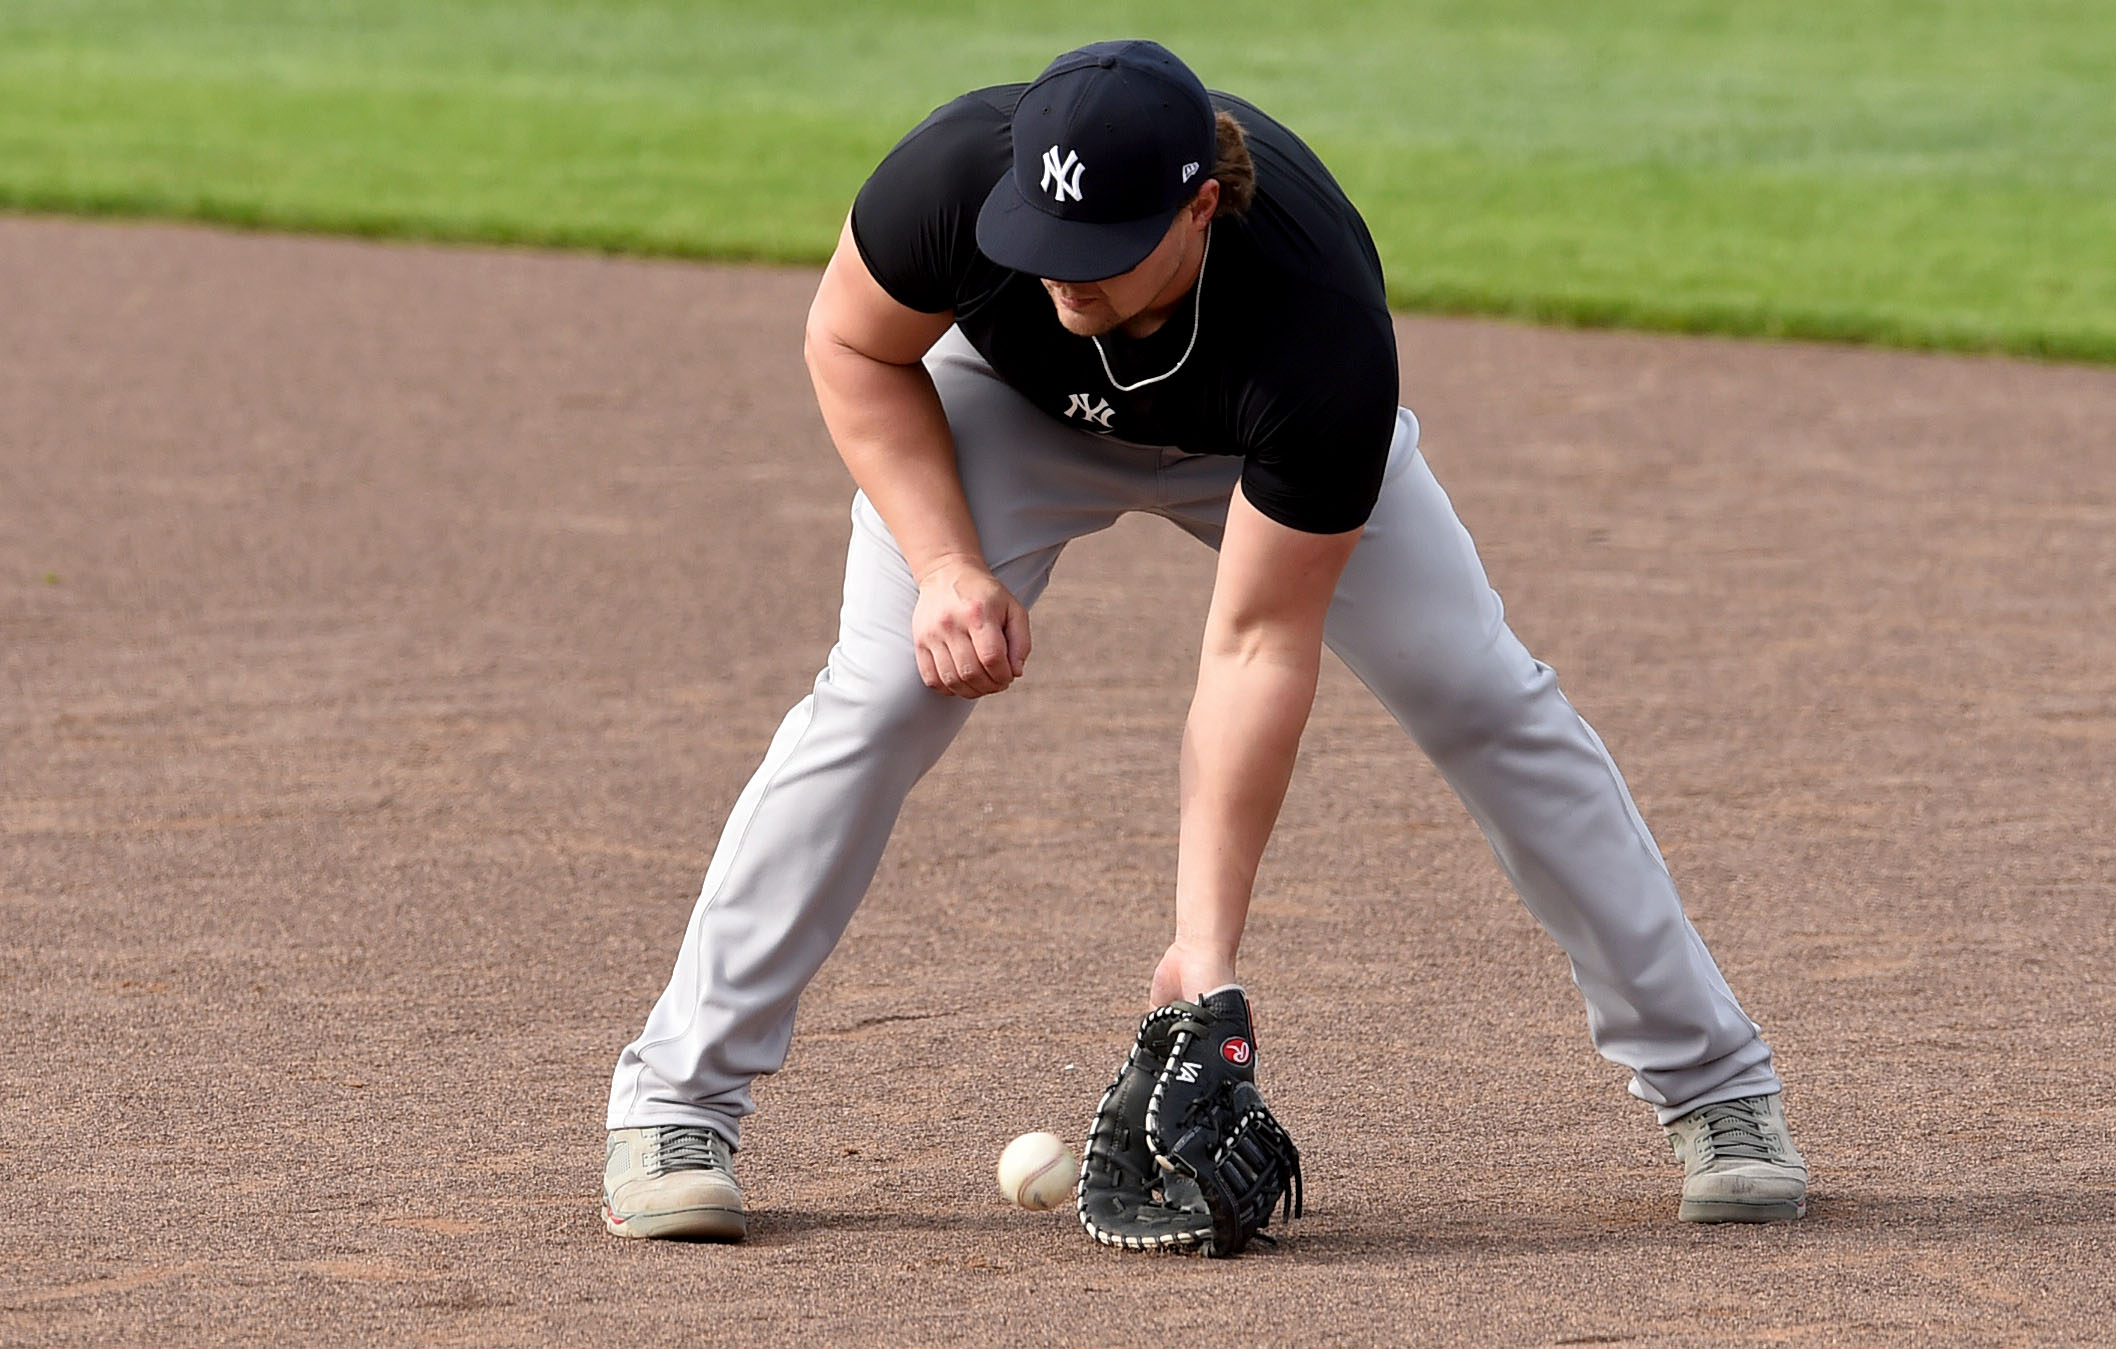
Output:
[911, 556, 1030, 698]
[1149, 939, 1238, 1007]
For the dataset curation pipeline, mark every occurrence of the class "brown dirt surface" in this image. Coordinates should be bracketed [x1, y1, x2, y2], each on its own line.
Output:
[3, 215, 2113, 1346]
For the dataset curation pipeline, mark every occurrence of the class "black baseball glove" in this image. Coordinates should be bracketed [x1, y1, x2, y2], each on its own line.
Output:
[1076, 985, 1302, 1257]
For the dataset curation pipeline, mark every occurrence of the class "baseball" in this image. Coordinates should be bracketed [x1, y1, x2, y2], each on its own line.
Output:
[996, 1131, 1078, 1211]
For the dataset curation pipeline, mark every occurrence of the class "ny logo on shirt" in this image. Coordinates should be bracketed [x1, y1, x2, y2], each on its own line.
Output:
[1041, 146, 1085, 204]
[1064, 392, 1115, 429]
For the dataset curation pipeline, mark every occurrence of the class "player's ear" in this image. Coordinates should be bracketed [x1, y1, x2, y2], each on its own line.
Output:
[1190, 178, 1222, 227]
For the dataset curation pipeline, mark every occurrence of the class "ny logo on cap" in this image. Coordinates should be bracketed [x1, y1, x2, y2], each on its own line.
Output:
[1041, 146, 1085, 204]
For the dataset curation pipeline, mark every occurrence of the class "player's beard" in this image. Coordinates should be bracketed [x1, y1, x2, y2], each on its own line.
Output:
[1042, 223, 1203, 340]
[1044, 288, 1130, 337]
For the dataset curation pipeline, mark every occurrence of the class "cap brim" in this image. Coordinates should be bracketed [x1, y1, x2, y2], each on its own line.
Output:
[975, 173, 1178, 283]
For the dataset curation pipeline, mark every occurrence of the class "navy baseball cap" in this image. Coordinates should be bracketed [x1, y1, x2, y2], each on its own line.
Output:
[975, 40, 1217, 283]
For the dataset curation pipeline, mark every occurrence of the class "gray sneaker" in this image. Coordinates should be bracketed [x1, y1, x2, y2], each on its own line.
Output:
[602, 1126, 747, 1241]
[1665, 1093, 1808, 1222]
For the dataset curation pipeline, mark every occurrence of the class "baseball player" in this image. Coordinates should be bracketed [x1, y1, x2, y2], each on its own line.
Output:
[601, 40, 1807, 1243]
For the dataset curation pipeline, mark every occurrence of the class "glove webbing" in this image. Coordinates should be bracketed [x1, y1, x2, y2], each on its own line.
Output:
[1150, 1021, 1303, 1255]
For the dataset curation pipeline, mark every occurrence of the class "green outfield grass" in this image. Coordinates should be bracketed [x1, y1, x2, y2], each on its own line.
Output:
[4, 1, 2112, 360]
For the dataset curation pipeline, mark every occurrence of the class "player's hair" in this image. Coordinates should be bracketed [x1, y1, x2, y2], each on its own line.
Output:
[1207, 111, 1256, 218]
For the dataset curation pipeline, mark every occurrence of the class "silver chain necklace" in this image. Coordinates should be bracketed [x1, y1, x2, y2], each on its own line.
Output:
[1090, 226, 1211, 393]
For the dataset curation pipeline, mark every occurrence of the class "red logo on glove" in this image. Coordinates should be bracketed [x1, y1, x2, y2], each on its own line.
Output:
[1221, 1037, 1253, 1066]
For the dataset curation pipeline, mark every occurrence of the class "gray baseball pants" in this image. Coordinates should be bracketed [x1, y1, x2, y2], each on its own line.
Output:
[609, 328, 1781, 1142]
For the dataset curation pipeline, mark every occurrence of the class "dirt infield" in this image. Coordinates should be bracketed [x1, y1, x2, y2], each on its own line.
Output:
[3, 216, 2112, 1345]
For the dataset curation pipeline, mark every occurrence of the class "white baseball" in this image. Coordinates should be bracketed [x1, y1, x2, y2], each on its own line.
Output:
[996, 1131, 1078, 1211]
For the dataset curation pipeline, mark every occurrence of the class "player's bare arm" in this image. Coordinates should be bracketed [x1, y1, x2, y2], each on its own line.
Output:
[805, 218, 1030, 698]
[1150, 484, 1362, 1006]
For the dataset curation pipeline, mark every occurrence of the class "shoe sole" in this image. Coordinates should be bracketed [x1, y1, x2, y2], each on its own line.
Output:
[603, 1201, 748, 1242]
[1678, 1196, 1807, 1223]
